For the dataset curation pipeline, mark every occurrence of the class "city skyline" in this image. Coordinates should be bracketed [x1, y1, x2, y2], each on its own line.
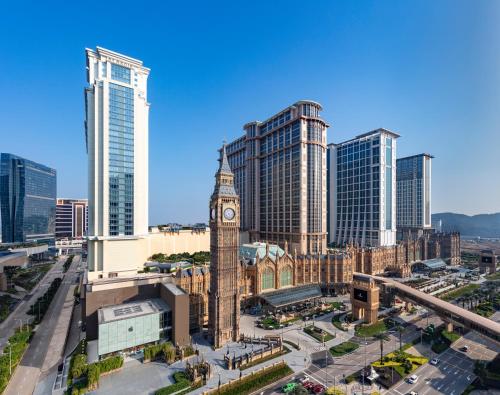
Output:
[1, 1, 499, 223]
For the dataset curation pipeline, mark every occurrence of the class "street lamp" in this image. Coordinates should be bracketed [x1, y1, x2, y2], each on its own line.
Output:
[8, 341, 12, 376]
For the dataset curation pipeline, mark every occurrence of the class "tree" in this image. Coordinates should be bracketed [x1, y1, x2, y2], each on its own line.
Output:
[396, 325, 405, 351]
[374, 333, 389, 363]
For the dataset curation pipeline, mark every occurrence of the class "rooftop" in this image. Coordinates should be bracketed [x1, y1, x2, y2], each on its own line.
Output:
[260, 284, 322, 308]
[240, 242, 285, 264]
[98, 298, 170, 324]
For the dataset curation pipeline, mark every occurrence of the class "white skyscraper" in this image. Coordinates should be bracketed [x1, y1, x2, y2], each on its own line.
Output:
[84, 47, 150, 280]
[328, 129, 398, 247]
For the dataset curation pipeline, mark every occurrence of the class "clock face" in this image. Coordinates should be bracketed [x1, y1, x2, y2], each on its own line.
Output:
[223, 208, 235, 220]
[211, 208, 216, 220]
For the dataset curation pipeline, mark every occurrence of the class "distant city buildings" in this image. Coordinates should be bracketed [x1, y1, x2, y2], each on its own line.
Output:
[225, 101, 328, 255]
[328, 129, 399, 248]
[396, 153, 433, 239]
[55, 198, 88, 239]
[0, 153, 56, 244]
[85, 46, 151, 280]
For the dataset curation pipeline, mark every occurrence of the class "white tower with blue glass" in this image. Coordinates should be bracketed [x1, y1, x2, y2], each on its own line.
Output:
[85, 47, 150, 280]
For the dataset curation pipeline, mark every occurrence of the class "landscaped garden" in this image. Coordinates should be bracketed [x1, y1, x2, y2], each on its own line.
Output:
[440, 284, 480, 301]
[27, 277, 62, 324]
[332, 313, 349, 332]
[240, 346, 290, 370]
[0, 326, 33, 393]
[9, 263, 52, 291]
[372, 349, 428, 378]
[155, 372, 193, 395]
[355, 319, 390, 338]
[304, 325, 335, 342]
[329, 341, 359, 357]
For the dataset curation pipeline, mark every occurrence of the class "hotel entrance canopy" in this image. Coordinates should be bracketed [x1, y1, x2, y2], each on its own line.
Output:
[259, 284, 323, 312]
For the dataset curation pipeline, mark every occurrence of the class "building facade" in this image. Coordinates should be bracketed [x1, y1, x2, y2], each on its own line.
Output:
[55, 198, 88, 239]
[396, 154, 433, 239]
[84, 47, 150, 280]
[208, 145, 241, 348]
[225, 101, 328, 255]
[0, 153, 56, 244]
[328, 129, 399, 248]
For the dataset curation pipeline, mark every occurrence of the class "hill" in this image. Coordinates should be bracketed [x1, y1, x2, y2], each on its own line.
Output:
[432, 212, 500, 238]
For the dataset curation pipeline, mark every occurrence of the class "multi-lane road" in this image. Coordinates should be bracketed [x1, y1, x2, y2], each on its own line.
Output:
[3, 254, 82, 395]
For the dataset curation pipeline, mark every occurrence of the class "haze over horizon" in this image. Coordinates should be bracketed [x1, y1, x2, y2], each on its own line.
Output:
[1, 1, 499, 224]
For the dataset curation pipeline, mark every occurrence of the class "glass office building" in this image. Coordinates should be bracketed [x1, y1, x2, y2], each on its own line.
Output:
[225, 101, 328, 255]
[0, 153, 56, 244]
[396, 154, 433, 232]
[328, 129, 399, 247]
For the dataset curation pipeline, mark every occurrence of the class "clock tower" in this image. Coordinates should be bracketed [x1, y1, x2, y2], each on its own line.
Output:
[208, 144, 240, 348]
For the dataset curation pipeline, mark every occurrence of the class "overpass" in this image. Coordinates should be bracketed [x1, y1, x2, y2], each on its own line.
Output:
[353, 273, 500, 343]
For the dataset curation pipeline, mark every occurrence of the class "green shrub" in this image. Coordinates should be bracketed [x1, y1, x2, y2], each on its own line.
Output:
[87, 363, 100, 388]
[70, 354, 88, 379]
[98, 355, 123, 373]
[155, 372, 190, 395]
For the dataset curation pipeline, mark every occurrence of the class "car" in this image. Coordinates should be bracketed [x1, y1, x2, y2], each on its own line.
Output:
[312, 384, 325, 393]
[408, 374, 419, 384]
[407, 392, 418, 395]
[430, 358, 440, 365]
[282, 382, 297, 393]
[460, 345, 469, 352]
[303, 381, 315, 390]
[298, 376, 309, 384]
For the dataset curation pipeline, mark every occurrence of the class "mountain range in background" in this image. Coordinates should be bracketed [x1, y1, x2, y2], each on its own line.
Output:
[432, 212, 500, 238]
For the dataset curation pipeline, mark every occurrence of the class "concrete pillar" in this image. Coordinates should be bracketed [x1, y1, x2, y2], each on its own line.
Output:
[446, 322, 454, 332]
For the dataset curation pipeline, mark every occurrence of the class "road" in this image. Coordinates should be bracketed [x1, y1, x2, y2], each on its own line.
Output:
[4, 255, 81, 395]
[0, 257, 66, 353]
[390, 328, 500, 395]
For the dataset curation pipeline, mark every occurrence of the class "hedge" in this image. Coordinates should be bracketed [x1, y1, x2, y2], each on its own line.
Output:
[27, 277, 62, 323]
[330, 341, 359, 357]
[144, 342, 175, 362]
[155, 372, 190, 395]
[63, 255, 75, 273]
[217, 363, 292, 395]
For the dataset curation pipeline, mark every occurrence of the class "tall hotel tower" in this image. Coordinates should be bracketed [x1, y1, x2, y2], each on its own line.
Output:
[396, 153, 433, 238]
[225, 101, 328, 255]
[328, 129, 399, 248]
[84, 47, 150, 280]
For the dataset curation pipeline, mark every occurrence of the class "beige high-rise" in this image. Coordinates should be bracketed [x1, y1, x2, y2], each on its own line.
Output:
[225, 101, 328, 255]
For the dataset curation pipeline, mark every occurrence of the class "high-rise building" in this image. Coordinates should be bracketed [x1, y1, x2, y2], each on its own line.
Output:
[328, 129, 399, 248]
[55, 198, 88, 239]
[396, 154, 433, 238]
[0, 153, 56, 244]
[208, 145, 240, 348]
[225, 101, 328, 255]
[84, 47, 150, 280]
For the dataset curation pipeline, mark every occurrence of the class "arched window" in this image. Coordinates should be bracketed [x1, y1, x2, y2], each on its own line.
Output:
[280, 265, 293, 287]
[261, 267, 275, 290]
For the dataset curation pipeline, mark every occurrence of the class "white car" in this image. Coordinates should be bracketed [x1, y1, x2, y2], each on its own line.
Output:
[430, 358, 440, 365]
[408, 374, 419, 384]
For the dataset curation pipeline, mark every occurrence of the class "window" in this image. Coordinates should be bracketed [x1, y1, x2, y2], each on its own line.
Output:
[261, 267, 275, 290]
[111, 63, 131, 83]
[280, 265, 293, 287]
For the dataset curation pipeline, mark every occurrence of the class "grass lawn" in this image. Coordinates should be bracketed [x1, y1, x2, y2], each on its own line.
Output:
[440, 284, 480, 301]
[330, 341, 359, 357]
[332, 314, 347, 332]
[441, 330, 460, 343]
[304, 325, 335, 342]
[355, 320, 389, 337]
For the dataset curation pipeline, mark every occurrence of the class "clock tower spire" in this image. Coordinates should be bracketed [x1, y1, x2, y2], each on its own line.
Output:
[208, 144, 240, 348]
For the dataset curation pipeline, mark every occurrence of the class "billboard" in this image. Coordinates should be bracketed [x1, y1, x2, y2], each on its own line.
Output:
[354, 288, 368, 302]
[482, 256, 493, 264]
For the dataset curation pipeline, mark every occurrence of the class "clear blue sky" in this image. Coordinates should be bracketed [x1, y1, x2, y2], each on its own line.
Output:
[1, 1, 499, 224]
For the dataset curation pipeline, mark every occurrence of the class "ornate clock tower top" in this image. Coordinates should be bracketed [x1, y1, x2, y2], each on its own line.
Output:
[208, 143, 240, 348]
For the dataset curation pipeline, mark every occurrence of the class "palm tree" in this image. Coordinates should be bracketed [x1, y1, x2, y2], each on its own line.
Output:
[396, 325, 405, 351]
[374, 333, 389, 363]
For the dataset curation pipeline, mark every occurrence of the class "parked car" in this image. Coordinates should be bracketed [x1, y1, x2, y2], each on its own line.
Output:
[460, 345, 469, 352]
[312, 384, 325, 393]
[430, 358, 440, 365]
[282, 382, 297, 393]
[408, 374, 419, 384]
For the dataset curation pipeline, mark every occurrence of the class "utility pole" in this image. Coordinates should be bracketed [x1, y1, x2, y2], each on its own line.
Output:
[8, 342, 12, 375]
[362, 336, 366, 395]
